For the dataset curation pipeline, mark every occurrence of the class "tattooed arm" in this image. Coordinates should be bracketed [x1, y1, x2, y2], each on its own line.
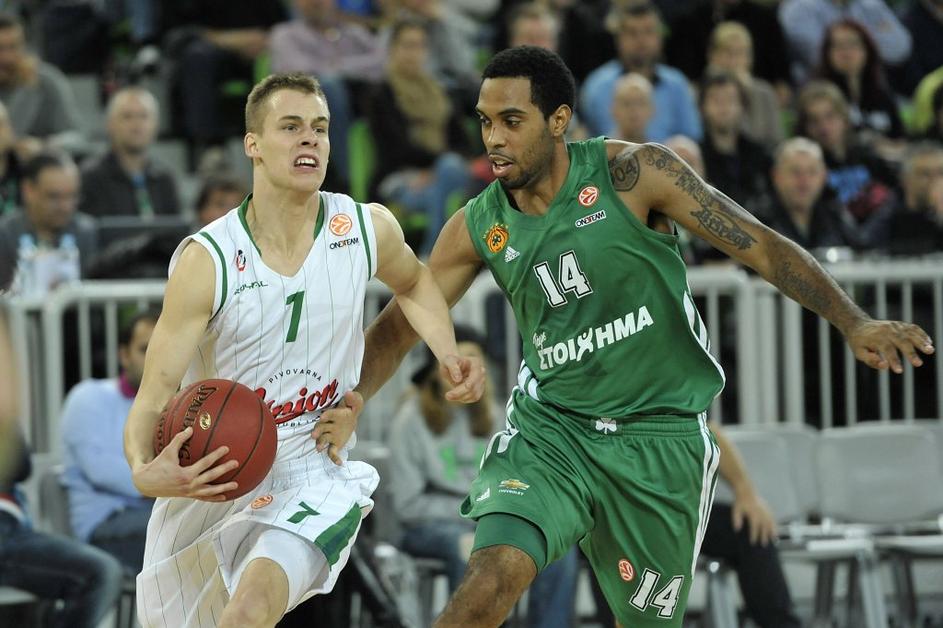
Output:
[606, 140, 934, 372]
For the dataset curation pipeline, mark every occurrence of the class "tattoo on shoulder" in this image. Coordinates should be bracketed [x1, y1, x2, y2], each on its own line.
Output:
[640, 143, 757, 251]
[608, 147, 640, 191]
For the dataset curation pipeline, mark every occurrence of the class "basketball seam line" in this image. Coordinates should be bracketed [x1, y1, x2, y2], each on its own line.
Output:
[227, 395, 271, 486]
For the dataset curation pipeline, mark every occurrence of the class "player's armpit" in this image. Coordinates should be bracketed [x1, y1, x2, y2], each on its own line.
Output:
[124, 241, 216, 470]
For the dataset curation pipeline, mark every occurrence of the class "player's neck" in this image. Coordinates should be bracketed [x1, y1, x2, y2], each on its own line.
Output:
[247, 183, 321, 253]
[508, 143, 570, 217]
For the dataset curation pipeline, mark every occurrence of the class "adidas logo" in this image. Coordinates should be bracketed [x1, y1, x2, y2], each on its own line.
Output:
[504, 246, 520, 262]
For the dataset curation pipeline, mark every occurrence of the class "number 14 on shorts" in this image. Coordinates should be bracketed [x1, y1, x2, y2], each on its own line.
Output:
[629, 568, 684, 618]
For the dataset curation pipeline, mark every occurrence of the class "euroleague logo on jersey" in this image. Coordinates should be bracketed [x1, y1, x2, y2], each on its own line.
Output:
[578, 185, 599, 207]
[234, 249, 246, 272]
[618, 558, 635, 582]
[329, 213, 353, 236]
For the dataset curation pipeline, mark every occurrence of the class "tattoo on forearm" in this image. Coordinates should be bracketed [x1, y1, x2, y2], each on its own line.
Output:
[638, 144, 757, 251]
[608, 149, 640, 191]
[772, 259, 834, 315]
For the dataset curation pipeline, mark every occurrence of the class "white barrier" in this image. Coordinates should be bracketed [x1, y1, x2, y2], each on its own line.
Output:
[8, 261, 943, 451]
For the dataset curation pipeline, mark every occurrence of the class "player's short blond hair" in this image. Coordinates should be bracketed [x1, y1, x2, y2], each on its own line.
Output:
[245, 73, 325, 134]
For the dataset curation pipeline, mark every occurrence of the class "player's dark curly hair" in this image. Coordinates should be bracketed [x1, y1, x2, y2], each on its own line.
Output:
[481, 46, 576, 120]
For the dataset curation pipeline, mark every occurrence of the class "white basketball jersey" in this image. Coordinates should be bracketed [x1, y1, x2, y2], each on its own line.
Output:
[169, 191, 378, 461]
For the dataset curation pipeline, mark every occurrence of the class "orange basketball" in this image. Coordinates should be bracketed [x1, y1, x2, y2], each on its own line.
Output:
[154, 379, 277, 500]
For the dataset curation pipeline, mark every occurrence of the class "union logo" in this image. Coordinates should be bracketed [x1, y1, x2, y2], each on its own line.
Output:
[251, 494, 274, 509]
[484, 223, 509, 254]
[578, 186, 599, 207]
[329, 214, 353, 236]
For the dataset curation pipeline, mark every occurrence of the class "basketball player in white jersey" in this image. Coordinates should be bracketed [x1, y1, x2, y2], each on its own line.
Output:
[124, 73, 485, 628]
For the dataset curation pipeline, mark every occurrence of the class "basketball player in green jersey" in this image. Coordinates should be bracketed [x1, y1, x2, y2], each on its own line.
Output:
[321, 47, 935, 626]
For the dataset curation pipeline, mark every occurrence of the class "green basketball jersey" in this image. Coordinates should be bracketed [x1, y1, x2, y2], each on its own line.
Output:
[465, 137, 725, 418]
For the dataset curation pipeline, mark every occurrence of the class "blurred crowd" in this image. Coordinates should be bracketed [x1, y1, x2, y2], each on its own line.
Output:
[0, 0, 942, 294]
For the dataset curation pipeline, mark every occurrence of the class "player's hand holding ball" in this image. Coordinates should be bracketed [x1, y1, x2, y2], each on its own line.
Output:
[136, 379, 277, 501]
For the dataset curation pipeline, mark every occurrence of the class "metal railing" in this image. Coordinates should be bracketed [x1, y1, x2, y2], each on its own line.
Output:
[8, 261, 943, 451]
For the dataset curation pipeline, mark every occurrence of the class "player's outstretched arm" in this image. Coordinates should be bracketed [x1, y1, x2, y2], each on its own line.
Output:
[124, 242, 239, 500]
[606, 140, 934, 373]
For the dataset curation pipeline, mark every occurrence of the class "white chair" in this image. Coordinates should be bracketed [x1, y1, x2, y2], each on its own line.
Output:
[817, 424, 943, 627]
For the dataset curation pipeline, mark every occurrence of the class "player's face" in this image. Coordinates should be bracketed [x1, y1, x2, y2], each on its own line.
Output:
[246, 89, 330, 193]
[477, 77, 558, 190]
[119, 319, 155, 389]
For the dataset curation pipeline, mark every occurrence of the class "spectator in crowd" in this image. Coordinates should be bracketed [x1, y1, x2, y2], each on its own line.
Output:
[382, 0, 480, 96]
[753, 137, 859, 250]
[0, 12, 83, 156]
[506, 2, 559, 51]
[271, 0, 387, 191]
[796, 81, 896, 247]
[580, 2, 701, 142]
[0, 152, 97, 296]
[699, 71, 772, 209]
[0, 425, 123, 628]
[778, 0, 911, 84]
[666, 0, 791, 96]
[610, 73, 653, 145]
[705, 21, 783, 151]
[192, 173, 249, 228]
[78, 87, 180, 219]
[88, 173, 248, 280]
[899, 0, 943, 95]
[815, 19, 903, 140]
[0, 101, 22, 216]
[367, 19, 474, 254]
[887, 142, 943, 255]
[389, 324, 579, 628]
[588, 421, 801, 628]
[162, 1, 288, 153]
[60, 309, 157, 573]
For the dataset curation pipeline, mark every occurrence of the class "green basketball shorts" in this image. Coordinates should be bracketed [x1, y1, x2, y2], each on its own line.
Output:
[460, 389, 720, 626]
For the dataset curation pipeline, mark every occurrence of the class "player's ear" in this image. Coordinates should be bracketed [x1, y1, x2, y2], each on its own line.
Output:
[244, 132, 260, 159]
[549, 104, 572, 139]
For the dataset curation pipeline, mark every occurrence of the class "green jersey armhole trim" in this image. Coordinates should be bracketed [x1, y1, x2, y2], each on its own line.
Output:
[355, 202, 373, 279]
[314, 193, 326, 239]
[598, 138, 680, 247]
[198, 231, 227, 317]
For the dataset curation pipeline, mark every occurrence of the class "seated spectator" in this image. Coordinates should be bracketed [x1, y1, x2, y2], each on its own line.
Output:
[753, 137, 859, 251]
[271, 0, 387, 191]
[666, 0, 791, 96]
[815, 19, 903, 140]
[61, 309, 157, 573]
[0, 152, 97, 296]
[0, 100, 22, 216]
[887, 142, 943, 256]
[610, 73, 653, 145]
[705, 21, 783, 151]
[580, 2, 701, 142]
[0, 425, 123, 628]
[699, 71, 772, 209]
[505, 2, 559, 51]
[381, 0, 480, 97]
[162, 1, 288, 154]
[796, 81, 896, 247]
[898, 0, 943, 95]
[79, 87, 180, 219]
[389, 325, 579, 628]
[367, 19, 473, 254]
[88, 173, 248, 280]
[0, 12, 83, 156]
[778, 0, 911, 84]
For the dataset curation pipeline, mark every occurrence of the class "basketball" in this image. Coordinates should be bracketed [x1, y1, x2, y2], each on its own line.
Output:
[154, 378, 277, 500]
